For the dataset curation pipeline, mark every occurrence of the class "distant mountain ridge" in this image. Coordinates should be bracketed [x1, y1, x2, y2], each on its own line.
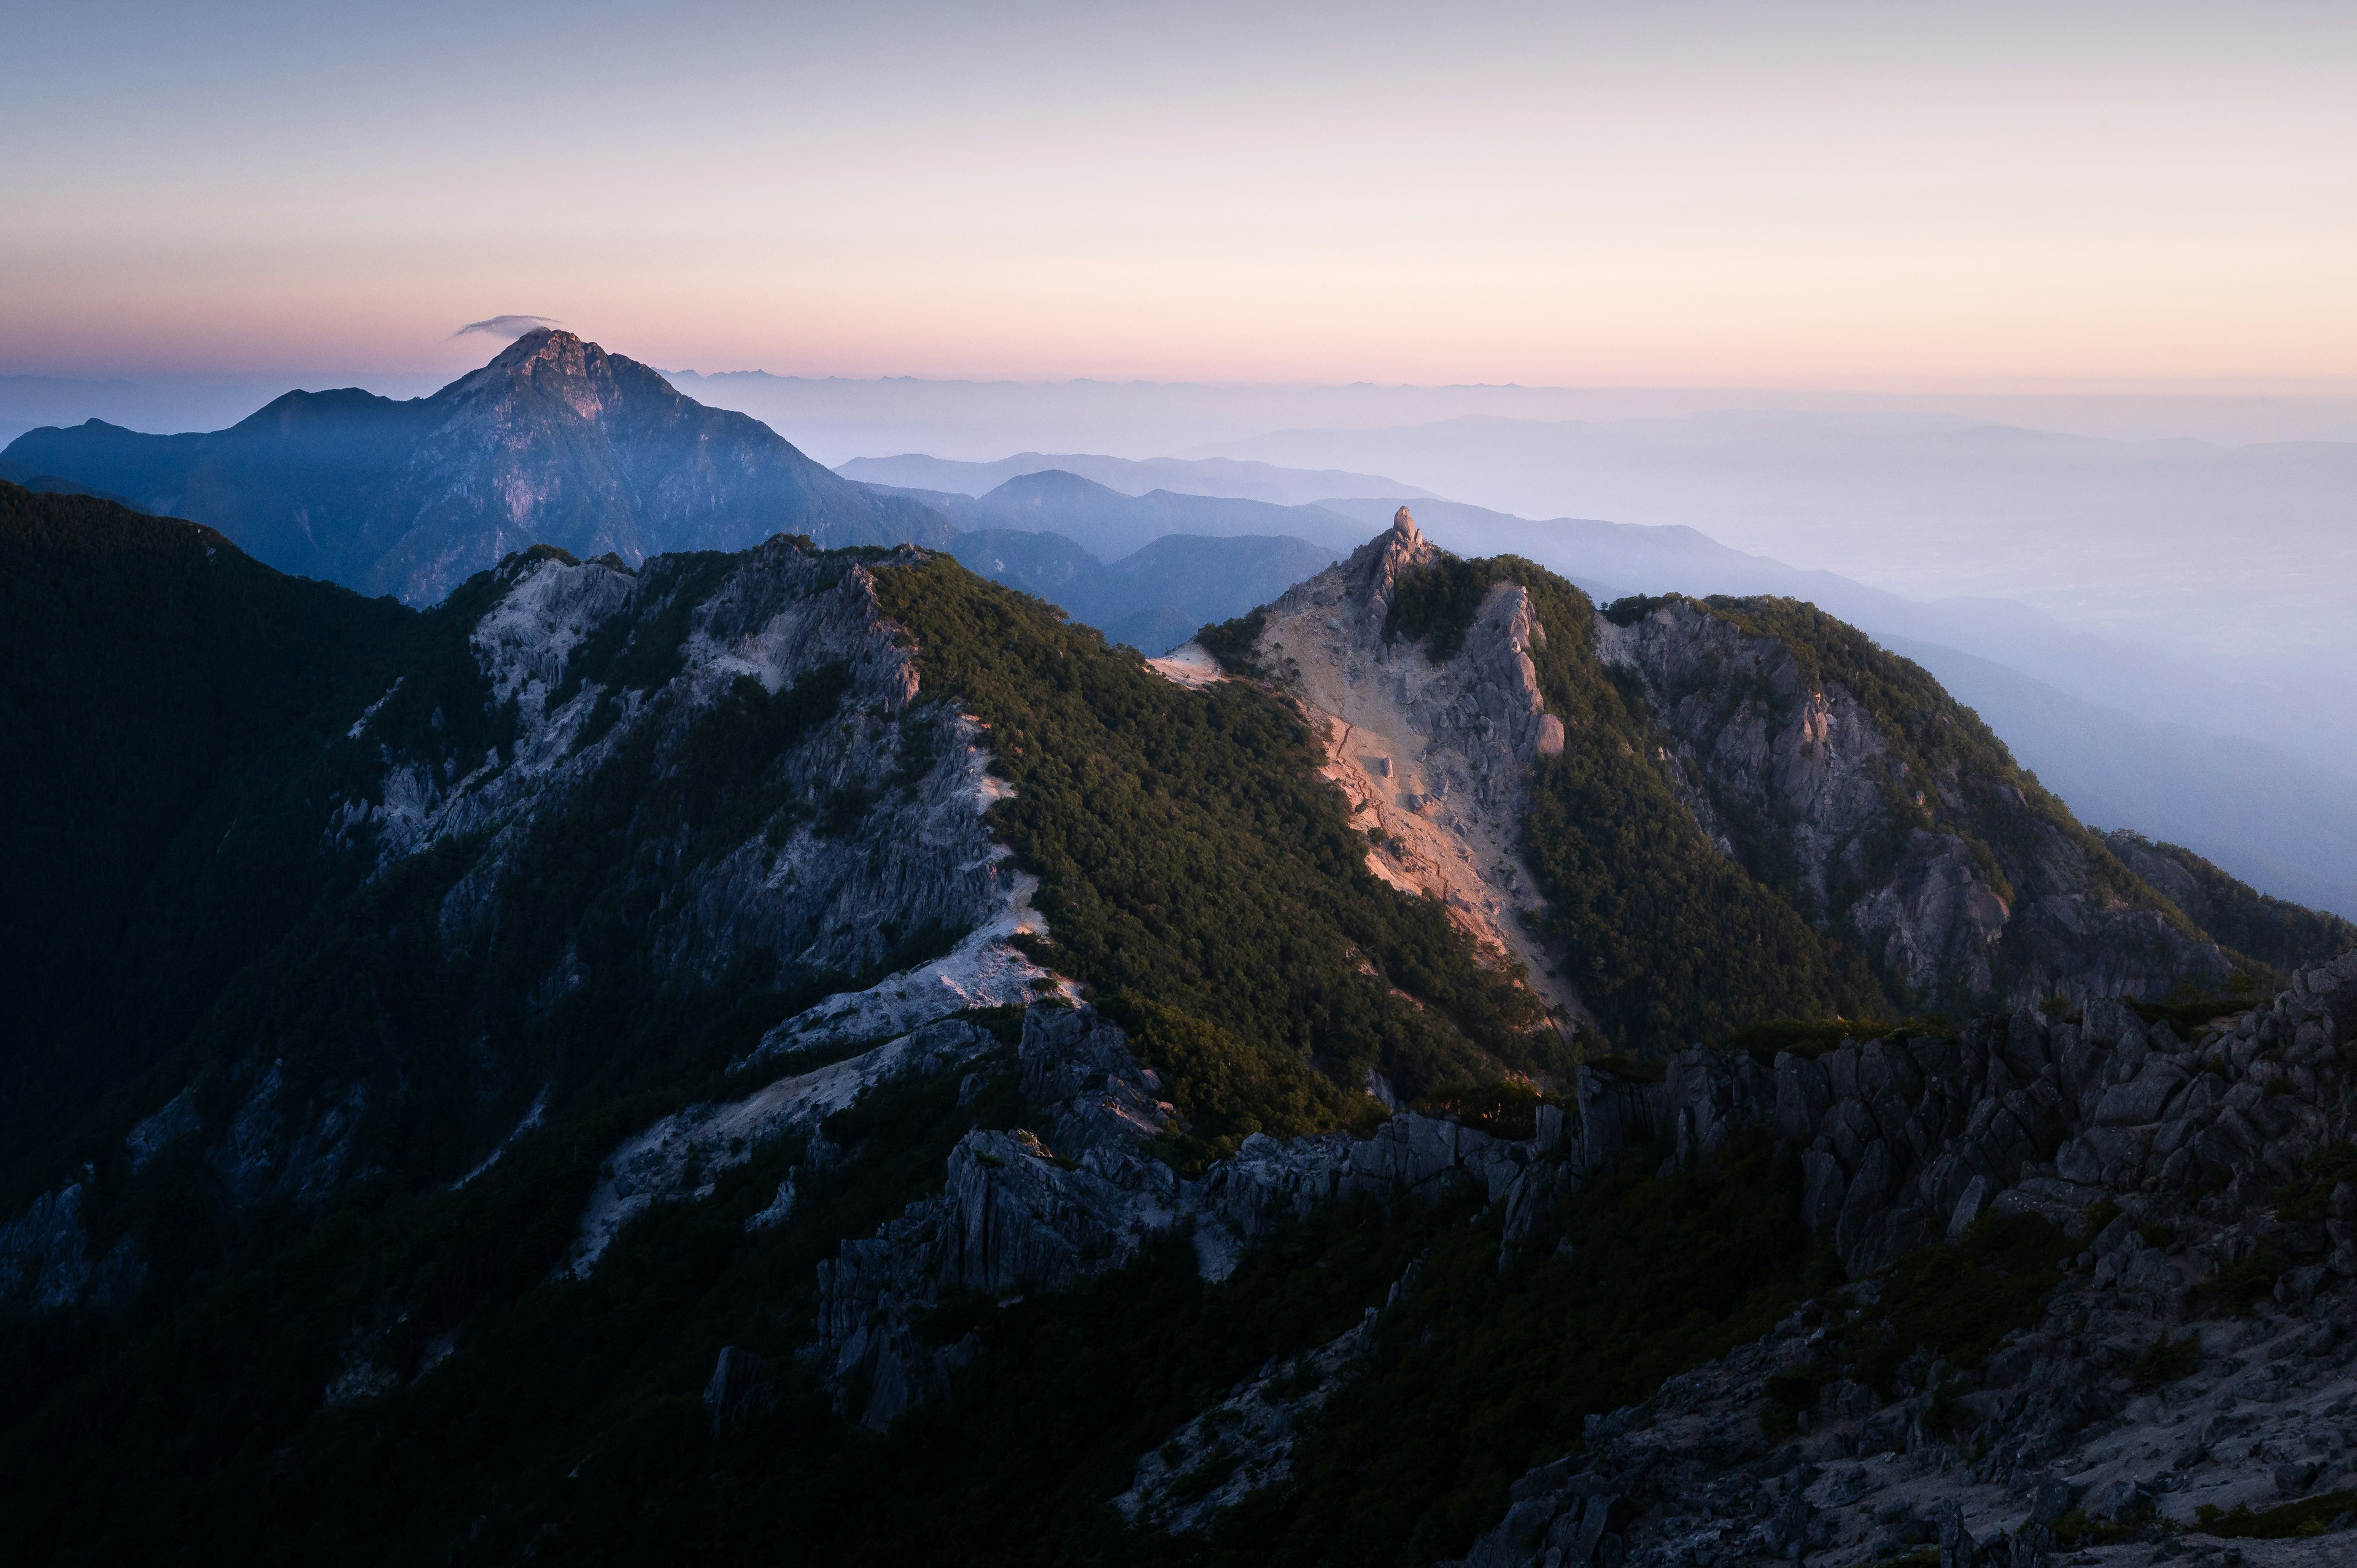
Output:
[942, 527, 1338, 655]
[837, 450, 1434, 508]
[0, 330, 951, 603]
[867, 468, 1367, 558]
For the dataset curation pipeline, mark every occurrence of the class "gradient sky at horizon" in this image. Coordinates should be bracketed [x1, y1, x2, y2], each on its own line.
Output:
[4, 0, 2353, 390]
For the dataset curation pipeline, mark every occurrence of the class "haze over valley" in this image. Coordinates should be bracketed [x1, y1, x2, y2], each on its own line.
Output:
[13, 333, 2356, 924]
[9, 6, 2357, 1566]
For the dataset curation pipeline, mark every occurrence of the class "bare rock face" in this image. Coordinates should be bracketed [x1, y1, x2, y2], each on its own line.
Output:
[1115, 1302, 1385, 1534]
[88, 538, 1058, 1255]
[1596, 597, 2232, 1013]
[568, 1017, 1003, 1275]
[701, 1345, 776, 1436]
[1453, 949, 2357, 1568]
[1253, 515, 1585, 1033]
[1097, 950, 2357, 1547]
[0, 1182, 144, 1310]
[207, 1063, 371, 1209]
[805, 1002, 1574, 1430]
[808, 1006, 1196, 1430]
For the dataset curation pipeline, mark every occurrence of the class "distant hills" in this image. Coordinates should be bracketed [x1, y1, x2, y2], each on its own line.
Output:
[0, 330, 951, 603]
[838, 450, 1433, 508]
[943, 527, 1337, 655]
[868, 468, 1369, 558]
[857, 466, 1348, 652]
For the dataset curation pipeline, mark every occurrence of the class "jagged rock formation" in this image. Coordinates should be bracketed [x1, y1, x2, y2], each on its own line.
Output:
[0, 1183, 144, 1310]
[1250, 508, 1585, 1032]
[1453, 950, 2357, 1567]
[13, 486, 2357, 1564]
[1597, 595, 2233, 1013]
[805, 1001, 1571, 1429]
[1565, 961, 2353, 1281]
[1114, 1301, 1385, 1533]
[568, 1018, 1004, 1274]
[808, 1006, 1193, 1429]
[351, 541, 1025, 989]
[0, 328, 953, 601]
[640, 937, 2357, 1553]
[0, 534, 1056, 1303]
[1228, 521, 2248, 1051]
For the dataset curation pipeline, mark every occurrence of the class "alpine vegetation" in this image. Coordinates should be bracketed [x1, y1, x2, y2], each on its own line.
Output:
[2, 484, 2350, 1568]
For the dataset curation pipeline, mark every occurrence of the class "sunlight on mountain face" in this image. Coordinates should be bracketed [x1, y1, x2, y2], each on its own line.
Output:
[7, 5, 2356, 1564]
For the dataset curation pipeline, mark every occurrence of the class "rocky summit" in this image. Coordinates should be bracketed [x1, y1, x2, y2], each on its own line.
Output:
[0, 329, 952, 601]
[2, 479, 2353, 1567]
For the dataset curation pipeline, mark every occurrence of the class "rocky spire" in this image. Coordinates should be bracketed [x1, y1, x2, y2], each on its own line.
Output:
[1352, 505, 1438, 608]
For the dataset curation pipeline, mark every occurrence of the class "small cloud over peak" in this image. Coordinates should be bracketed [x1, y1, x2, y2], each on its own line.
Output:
[454, 314, 560, 340]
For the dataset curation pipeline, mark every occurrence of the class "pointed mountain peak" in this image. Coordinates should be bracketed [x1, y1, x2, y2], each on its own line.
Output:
[488, 326, 599, 373]
[1345, 506, 1439, 608]
[453, 328, 652, 422]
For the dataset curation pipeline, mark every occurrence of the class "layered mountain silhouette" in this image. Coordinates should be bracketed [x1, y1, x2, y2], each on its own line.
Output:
[837, 449, 1436, 508]
[0, 329, 952, 602]
[870, 468, 1368, 558]
[943, 527, 1337, 654]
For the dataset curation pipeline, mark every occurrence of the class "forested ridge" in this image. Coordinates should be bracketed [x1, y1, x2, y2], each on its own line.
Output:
[873, 553, 1560, 1163]
[1, 494, 2333, 1567]
[0, 482, 412, 1206]
[1384, 550, 1891, 1052]
[1382, 552, 2273, 1045]
[0, 501, 1564, 1562]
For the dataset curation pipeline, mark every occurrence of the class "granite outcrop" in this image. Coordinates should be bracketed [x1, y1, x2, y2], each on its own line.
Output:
[804, 1000, 1574, 1429]
[1596, 596, 2234, 1015]
[1252, 508, 1585, 1032]
[1455, 949, 2357, 1568]
[1, 536, 1056, 1310]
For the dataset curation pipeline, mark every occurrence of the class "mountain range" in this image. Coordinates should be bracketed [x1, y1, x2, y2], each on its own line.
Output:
[942, 527, 1337, 657]
[869, 467, 1369, 558]
[838, 450, 1434, 508]
[0, 330, 951, 603]
[4, 477, 2355, 1564]
[15, 336, 2355, 921]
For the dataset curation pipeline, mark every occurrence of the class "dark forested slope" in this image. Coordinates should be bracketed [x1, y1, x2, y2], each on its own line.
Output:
[1, 501, 2340, 1568]
[0, 503, 1555, 1563]
[0, 482, 412, 1202]
[2105, 827, 2357, 975]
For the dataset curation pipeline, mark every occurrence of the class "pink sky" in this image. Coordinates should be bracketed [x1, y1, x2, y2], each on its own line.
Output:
[4, 1, 2352, 392]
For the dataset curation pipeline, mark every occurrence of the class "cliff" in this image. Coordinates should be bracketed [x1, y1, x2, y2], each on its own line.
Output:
[7, 494, 2353, 1566]
[1598, 592, 2235, 1014]
[1243, 531, 2251, 1046]
[1455, 949, 2357, 1568]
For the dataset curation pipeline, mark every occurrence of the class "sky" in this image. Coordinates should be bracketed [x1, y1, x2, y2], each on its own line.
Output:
[4, 0, 2354, 391]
